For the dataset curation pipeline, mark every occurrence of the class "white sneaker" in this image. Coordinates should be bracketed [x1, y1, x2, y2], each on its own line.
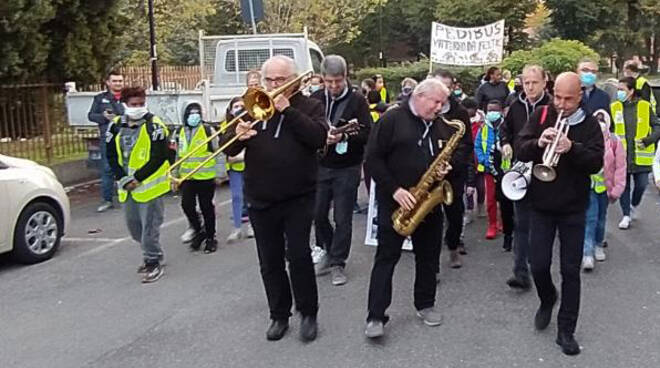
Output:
[180, 227, 196, 243]
[594, 246, 606, 262]
[630, 206, 639, 221]
[582, 256, 595, 271]
[226, 228, 243, 244]
[314, 252, 331, 276]
[96, 201, 113, 213]
[311, 246, 325, 264]
[618, 216, 631, 229]
[245, 223, 255, 238]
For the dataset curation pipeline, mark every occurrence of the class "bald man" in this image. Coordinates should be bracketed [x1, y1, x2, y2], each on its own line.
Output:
[226, 55, 328, 342]
[517, 72, 603, 355]
[364, 79, 452, 338]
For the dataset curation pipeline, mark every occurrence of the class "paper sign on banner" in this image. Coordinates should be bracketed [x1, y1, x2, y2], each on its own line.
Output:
[365, 180, 413, 251]
[430, 20, 505, 66]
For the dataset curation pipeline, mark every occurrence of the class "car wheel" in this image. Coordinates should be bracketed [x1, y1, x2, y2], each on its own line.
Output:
[12, 202, 62, 264]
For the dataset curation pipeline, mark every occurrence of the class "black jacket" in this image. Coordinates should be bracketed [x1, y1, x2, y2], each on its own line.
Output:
[105, 114, 171, 185]
[516, 106, 604, 214]
[311, 87, 372, 169]
[224, 94, 328, 208]
[88, 91, 124, 133]
[500, 92, 551, 158]
[366, 99, 449, 207]
[439, 98, 475, 187]
[475, 81, 509, 110]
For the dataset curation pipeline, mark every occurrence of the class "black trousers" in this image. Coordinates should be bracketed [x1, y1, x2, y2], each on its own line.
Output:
[495, 178, 514, 236]
[249, 193, 319, 320]
[529, 209, 585, 334]
[442, 174, 466, 251]
[367, 199, 443, 323]
[180, 179, 216, 237]
[314, 165, 361, 268]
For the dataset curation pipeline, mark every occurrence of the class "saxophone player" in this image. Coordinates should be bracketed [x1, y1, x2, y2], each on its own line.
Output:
[364, 79, 452, 338]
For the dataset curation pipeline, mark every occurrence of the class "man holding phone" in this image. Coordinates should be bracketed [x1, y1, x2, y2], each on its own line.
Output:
[88, 69, 125, 212]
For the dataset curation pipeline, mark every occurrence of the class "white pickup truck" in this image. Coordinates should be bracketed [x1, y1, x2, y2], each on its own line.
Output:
[65, 30, 324, 126]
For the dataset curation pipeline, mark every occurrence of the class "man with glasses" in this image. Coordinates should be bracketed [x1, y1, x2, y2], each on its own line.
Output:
[577, 58, 611, 116]
[224, 55, 328, 342]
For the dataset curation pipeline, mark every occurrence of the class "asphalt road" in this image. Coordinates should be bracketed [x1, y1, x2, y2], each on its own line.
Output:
[1, 182, 659, 368]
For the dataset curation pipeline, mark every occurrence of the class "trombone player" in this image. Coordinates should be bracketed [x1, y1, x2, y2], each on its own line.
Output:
[224, 55, 328, 342]
[516, 72, 603, 355]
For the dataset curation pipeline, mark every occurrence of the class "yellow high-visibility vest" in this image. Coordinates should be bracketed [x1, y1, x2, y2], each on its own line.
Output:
[636, 76, 657, 113]
[219, 120, 245, 172]
[611, 100, 655, 166]
[178, 126, 217, 180]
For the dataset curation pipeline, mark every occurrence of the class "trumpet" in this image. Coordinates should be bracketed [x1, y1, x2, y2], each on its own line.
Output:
[532, 110, 568, 182]
[168, 70, 314, 190]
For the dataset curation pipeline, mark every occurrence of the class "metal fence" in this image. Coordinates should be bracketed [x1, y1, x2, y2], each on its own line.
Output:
[0, 84, 97, 164]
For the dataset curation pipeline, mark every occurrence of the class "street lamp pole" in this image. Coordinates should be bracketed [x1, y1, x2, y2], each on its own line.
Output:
[148, 0, 160, 91]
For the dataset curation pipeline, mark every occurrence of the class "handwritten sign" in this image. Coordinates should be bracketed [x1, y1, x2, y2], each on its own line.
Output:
[430, 20, 505, 66]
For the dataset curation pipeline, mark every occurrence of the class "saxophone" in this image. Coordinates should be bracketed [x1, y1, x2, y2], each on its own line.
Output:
[392, 117, 466, 236]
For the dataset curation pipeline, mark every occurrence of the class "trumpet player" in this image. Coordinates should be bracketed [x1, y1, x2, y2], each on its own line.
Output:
[172, 103, 218, 253]
[517, 72, 603, 355]
[224, 55, 328, 342]
[364, 79, 451, 338]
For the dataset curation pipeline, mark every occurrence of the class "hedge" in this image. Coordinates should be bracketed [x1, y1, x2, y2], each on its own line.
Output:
[353, 60, 485, 97]
[501, 39, 599, 76]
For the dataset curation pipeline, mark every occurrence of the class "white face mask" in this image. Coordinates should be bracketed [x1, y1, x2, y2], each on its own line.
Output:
[123, 103, 148, 120]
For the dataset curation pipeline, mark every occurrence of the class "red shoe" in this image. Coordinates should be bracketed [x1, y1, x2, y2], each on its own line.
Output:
[485, 226, 497, 239]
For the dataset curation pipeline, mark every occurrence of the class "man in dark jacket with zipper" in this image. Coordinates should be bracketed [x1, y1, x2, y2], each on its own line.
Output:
[88, 70, 125, 212]
[364, 78, 451, 338]
[310, 55, 372, 286]
[225, 55, 328, 343]
[516, 72, 603, 356]
[500, 64, 550, 290]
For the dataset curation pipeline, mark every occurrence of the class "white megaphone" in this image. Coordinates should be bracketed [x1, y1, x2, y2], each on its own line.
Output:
[502, 161, 532, 201]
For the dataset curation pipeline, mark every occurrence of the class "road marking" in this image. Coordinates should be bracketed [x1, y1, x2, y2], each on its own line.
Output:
[63, 237, 124, 243]
[75, 199, 232, 258]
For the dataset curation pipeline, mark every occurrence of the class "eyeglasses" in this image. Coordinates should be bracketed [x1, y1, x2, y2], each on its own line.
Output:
[264, 76, 290, 84]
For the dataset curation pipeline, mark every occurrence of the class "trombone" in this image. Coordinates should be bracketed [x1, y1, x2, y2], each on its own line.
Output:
[532, 110, 569, 182]
[168, 70, 314, 190]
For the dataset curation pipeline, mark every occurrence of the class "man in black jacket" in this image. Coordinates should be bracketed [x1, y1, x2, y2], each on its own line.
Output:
[225, 55, 328, 343]
[311, 55, 371, 286]
[516, 72, 603, 356]
[364, 79, 452, 338]
[500, 64, 550, 290]
[88, 70, 125, 212]
[434, 70, 476, 269]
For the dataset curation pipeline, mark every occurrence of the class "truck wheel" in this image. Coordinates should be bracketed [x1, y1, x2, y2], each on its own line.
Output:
[11, 202, 62, 264]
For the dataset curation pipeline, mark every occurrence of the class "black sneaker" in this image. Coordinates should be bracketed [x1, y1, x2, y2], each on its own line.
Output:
[506, 276, 531, 290]
[204, 238, 218, 254]
[458, 240, 467, 255]
[556, 332, 581, 355]
[189, 231, 206, 251]
[502, 235, 513, 252]
[534, 291, 557, 330]
[299, 315, 318, 342]
[137, 264, 149, 274]
[141, 263, 164, 283]
[266, 319, 289, 341]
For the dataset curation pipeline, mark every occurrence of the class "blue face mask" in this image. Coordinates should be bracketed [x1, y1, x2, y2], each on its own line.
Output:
[187, 113, 201, 126]
[310, 85, 321, 93]
[453, 89, 462, 96]
[617, 90, 628, 102]
[580, 72, 597, 87]
[486, 111, 501, 122]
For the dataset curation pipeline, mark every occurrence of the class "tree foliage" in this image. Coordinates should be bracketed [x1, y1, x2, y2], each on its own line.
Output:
[501, 39, 599, 76]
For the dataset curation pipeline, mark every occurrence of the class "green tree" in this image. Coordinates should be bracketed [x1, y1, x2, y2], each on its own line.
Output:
[0, 0, 55, 82]
[501, 38, 599, 75]
[434, 0, 537, 52]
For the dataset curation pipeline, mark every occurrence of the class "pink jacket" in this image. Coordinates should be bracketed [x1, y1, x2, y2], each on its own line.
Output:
[602, 130, 627, 200]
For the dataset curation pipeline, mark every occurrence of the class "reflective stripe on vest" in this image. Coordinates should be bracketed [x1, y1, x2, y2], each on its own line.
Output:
[477, 125, 490, 172]
[591, 171, 607, 194]
[178, 126, 216, 180]
[637, 77, 657, 113]
[116, 118, 171, 203]
[611, 100, 655, 166]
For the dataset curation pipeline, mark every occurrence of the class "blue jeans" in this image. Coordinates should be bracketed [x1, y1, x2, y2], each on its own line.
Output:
[584, 191, 608, 257]
[99, 137, 114, 202]
[228, 170, 244, 229]
[619, 172, 649, 216]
